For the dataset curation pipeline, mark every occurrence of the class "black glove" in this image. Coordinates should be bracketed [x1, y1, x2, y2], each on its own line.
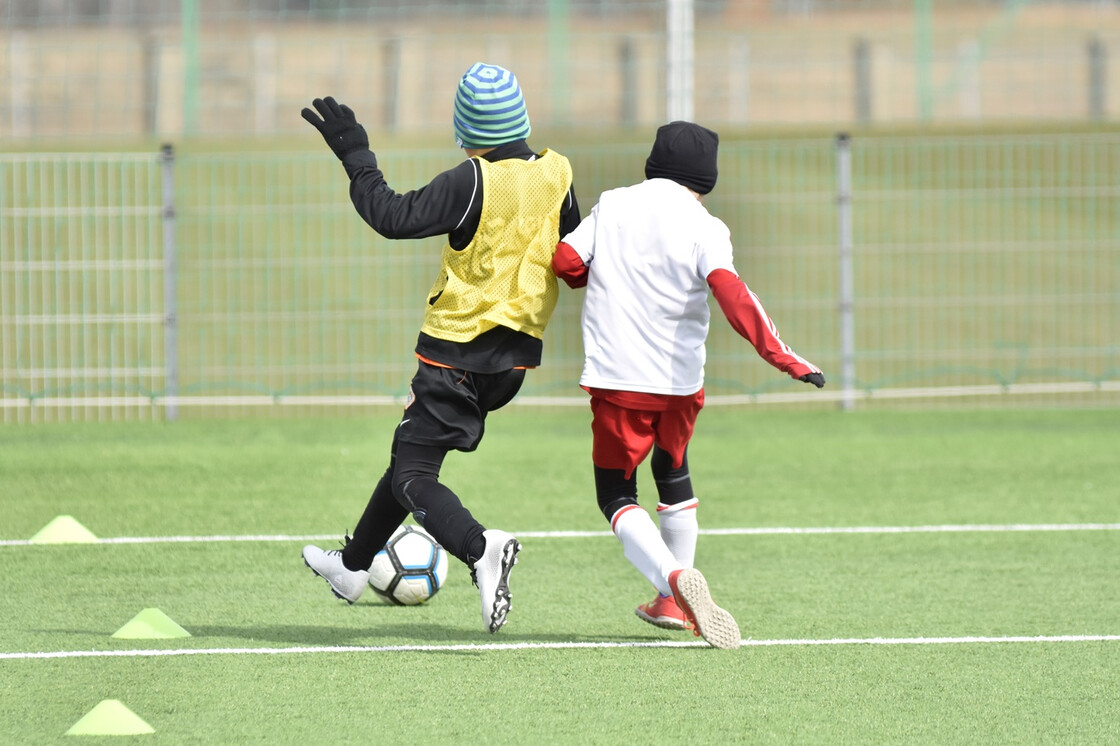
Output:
[301, 96, 369, 160]
[799, 372, 826, 388]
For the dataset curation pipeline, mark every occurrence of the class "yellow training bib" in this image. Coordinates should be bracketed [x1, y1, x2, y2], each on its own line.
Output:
[421, 150, 572, 342]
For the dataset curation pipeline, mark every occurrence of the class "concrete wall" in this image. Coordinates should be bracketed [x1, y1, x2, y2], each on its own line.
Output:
[1, 6, 1118, 140]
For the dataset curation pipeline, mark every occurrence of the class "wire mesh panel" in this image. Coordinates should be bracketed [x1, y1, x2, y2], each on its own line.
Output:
[0, 153, 166, 422]
[704, 132, 1119, 409]
[847, 133, 1120, 404]
[171, 151, 442, 413]
[700, 136, 841, 402]
[166, 145, 647, 414]
[2, 134, 1118, 421]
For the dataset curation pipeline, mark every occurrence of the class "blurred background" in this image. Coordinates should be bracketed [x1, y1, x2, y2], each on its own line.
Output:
[2, 0, 1120, 136]
[1, 0, 1118, 421]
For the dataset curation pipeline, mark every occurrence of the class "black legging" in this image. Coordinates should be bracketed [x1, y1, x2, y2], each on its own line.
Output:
[340, 430, 487, 571]
[595, 445, 695, 522]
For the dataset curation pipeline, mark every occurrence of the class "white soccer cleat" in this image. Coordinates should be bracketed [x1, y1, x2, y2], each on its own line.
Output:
[302, 545, 369, 604]
[471, 529, 522, 633]
[668, 568, 741, 650]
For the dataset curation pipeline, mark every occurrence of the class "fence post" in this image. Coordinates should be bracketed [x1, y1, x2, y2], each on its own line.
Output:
[549, 0, 571, 126]
[160, 144, 179, 421]
[382, 38, 401, 131]
[666, 0, 695, 121]
[9, 32, 32, 137]
[619, 36, 637, 125]
[914, 0, 934, 121]
[181, 0, 199, 135]
[1088, 36, 1106, 121]
[836, 133, 856, 411]
[853, 37, 872, 124]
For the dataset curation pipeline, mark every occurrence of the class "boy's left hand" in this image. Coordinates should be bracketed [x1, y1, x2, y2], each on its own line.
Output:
[799, 372, 826, 388]
[301, 96, 369, 160]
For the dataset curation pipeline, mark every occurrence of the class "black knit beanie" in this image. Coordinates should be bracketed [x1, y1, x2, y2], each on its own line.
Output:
[644, 121, 719, 195]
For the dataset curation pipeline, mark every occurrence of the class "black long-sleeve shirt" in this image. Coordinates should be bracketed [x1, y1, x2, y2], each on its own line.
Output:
[341, 141, 581, 372]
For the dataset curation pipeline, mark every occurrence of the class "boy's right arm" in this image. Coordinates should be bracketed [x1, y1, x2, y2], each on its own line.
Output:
[552, 241, 588, 288]
[552, 207, 597, 289]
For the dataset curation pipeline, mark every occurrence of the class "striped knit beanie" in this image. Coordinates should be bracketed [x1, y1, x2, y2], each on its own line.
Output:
[453, 63, 531, 149]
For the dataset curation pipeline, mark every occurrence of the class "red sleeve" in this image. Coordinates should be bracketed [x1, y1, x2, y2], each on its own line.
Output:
[707, 268, 820, 379]
[552, 241, 589, 289]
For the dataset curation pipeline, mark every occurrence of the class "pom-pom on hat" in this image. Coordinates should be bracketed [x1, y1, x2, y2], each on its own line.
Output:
[453, 63, 531, 149]
[644, 121, 719, 195]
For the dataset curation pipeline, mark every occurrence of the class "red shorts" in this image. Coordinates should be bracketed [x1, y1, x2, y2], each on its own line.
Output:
[586, 387, 704, 479]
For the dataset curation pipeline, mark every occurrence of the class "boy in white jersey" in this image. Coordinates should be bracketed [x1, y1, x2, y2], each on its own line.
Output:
[552, 121, 825, 650]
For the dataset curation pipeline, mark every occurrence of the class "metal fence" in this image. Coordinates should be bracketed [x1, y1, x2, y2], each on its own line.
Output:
[2, 133, 1117, 422]
[1, 151, 169, 421]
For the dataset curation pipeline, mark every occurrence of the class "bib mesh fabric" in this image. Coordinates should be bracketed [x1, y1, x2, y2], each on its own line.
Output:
[421, 150, 572, 343]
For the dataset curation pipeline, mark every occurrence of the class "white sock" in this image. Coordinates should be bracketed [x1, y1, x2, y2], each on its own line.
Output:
[611, 504, 682, 596]
[658, 498, 698, 568]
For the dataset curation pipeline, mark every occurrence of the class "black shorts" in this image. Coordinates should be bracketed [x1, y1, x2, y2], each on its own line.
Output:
[397, 361, 526, 452]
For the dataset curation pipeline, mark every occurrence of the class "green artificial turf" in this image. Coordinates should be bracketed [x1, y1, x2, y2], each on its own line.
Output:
[1, 408, 1118, 743]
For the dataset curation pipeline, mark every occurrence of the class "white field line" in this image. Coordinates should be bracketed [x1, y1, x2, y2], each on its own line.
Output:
[2, 523, 1120, 548]
[3, 635, 1120, 661]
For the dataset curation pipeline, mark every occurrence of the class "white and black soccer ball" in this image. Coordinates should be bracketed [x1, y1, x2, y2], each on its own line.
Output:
[368, 524, 449, 606]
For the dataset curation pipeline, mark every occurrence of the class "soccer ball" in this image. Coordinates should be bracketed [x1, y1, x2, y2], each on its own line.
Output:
[368, 524, 449, 606]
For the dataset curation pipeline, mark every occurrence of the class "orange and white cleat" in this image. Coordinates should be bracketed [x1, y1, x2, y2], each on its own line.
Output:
[668, 568, 741, 650]
[635, 593, 695, 631]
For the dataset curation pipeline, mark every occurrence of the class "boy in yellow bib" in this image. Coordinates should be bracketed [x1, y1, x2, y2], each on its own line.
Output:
[301, 63, 580, 633]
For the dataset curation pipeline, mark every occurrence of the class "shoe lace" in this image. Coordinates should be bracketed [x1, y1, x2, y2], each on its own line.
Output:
[324, 533, 352, 559]
[467, 551, 480, 588]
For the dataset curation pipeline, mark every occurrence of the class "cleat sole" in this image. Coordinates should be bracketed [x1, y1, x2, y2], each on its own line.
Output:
[487, 539, 521, 633]
[669, 568, 740, 650]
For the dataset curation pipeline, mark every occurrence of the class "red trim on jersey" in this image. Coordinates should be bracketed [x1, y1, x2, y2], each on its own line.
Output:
[552, 241, 589, 288]
[706, 268, 820, 379]
[610, 503, 643, 533]
[582, 386, 704, 412]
